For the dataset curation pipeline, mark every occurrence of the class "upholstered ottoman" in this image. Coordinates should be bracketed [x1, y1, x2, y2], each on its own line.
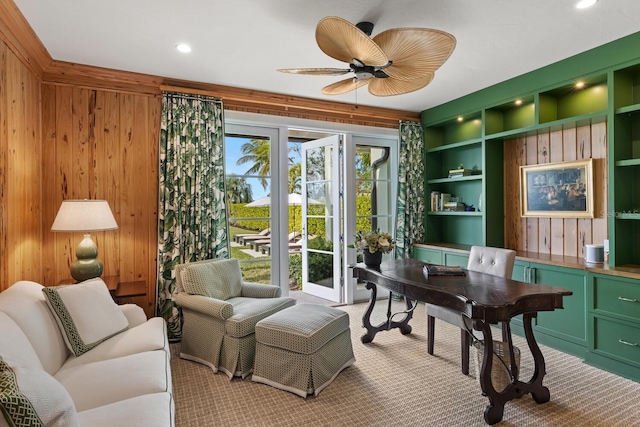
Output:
[252, 304, 355, 397]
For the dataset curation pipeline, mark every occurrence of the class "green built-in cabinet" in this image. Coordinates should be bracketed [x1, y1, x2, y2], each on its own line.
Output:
[611, 64, 640, 267]
[423, 72, 608, 251]
[586, 272, 640, 381]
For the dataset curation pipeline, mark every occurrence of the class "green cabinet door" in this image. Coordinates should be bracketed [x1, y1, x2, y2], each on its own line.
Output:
[412, 247, 443, 264]
[443, 251, 469, 268]
[532, 263, 587, 355]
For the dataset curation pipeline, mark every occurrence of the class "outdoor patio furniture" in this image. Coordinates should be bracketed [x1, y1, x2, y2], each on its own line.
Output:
[234, 228, 270, 244]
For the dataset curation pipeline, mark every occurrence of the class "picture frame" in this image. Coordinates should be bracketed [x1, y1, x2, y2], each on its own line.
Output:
[520, 159, 594, 218]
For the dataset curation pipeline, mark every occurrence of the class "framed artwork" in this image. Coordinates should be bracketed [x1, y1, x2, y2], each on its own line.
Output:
[520, 159, 594, 218]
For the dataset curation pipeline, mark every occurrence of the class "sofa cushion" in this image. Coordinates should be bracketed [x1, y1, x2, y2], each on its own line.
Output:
[55, 351, 170, 412]
[225, 296, 296, 338]
[0, 356, 79, 427]
[180, 259, 242, 300]
[0, 312, 42, 370]
[76, 392, 174, 427]
[0, 281, 69, 375]
[59, 317, 168, 371]
[42, 278, 129, 357]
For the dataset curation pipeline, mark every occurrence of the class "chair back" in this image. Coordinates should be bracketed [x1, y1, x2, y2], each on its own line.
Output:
[466, 246, 516, 279]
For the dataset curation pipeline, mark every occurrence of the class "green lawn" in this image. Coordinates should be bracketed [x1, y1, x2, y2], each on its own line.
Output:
[229, 225, 271, 284]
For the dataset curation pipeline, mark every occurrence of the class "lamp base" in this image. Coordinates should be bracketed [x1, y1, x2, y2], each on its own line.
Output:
[70, 234, 103, 282]
[70, 259, 104, 282]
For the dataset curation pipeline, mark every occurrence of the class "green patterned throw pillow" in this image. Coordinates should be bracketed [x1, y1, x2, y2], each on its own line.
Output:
[0, 356, 78, 427]
[42, 278, 129, 357]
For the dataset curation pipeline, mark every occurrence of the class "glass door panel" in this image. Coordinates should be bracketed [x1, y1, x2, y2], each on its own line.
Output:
[301, 135, 342, 302]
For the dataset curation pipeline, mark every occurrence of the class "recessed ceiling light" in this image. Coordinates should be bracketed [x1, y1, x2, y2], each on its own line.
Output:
[457, 116, 463, 122]
[515, 99, 523, 106]
[575, 81, 585, 89]
[176, 43, 191, 53]
[576, 0, 597, 9]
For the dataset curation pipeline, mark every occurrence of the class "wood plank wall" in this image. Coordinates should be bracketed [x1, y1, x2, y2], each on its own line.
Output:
[504, 123, 608, 258]
[0, 41, 42, 290]
[41, 84, 161, 316]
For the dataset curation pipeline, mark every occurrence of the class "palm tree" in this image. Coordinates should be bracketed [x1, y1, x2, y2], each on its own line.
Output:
[226, 176, 252, 203]
[237, 138, 270, 190]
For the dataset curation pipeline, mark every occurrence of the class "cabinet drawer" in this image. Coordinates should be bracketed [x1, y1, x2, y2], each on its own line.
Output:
[413, 247, 443, 265]
[593, 275, 640, 322]
[592, 316, 640, 367]
[443, 252, 468, 268]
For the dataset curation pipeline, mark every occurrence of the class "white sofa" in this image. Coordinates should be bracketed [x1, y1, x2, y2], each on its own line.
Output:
[0, 280, 174, 427]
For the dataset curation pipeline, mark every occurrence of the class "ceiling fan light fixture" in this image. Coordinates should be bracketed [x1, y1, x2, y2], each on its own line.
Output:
[280, 16, 456, 97]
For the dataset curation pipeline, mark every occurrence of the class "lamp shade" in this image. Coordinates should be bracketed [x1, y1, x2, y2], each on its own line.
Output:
[51, 200, 118, 232]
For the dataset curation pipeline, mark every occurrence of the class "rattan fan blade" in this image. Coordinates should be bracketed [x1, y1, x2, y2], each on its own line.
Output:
[373, 28, 456, 81]
[316, 16, 388, 67]
[368, 73, 434, 96]
[322, 77, 370, 95]
[277, 68, 351, 76]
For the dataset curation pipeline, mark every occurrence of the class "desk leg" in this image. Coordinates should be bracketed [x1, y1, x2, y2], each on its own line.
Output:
[476, 313, 549, 425]
[361, 281, 413, 344]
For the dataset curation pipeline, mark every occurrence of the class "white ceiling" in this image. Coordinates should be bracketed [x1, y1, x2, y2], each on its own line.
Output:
[14, 0, 640, 113]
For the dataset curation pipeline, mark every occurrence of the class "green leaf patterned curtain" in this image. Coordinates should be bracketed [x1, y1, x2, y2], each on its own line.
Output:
[395, 121, 425, 260]
[157, 92, 229, 341]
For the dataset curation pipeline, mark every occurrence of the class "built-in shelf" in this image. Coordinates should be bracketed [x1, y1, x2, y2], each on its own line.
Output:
[615, 159, 640, 167]
[427, 211, 483, 216]
[615, 103, 640, 115]
[427, 175, 483, 184]
[427, 138, 482, 153]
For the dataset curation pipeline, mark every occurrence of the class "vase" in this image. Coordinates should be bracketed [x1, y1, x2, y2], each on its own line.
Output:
[363, 250, 383, 267]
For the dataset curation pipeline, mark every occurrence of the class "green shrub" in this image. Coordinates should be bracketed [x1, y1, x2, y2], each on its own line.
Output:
[288, 236, 334, 289]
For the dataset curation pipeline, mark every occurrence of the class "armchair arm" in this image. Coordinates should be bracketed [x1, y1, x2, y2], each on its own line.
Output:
[119, 304, 147, 328]
[174, 293, 234, 320]
[241, 282, 282, 298]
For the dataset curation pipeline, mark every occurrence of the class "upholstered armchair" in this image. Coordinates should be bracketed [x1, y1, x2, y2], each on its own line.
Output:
[175, 258, 295, 378]
[425, 246, 516, 375]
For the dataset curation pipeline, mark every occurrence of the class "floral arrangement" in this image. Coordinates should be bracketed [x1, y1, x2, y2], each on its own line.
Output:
[350, 229, 395, 254]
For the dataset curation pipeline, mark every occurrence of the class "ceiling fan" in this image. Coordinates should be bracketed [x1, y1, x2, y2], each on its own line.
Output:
[278, 16, 456, 97]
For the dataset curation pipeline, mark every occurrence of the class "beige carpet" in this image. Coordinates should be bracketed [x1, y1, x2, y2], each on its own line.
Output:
[170, 300, 640, 427]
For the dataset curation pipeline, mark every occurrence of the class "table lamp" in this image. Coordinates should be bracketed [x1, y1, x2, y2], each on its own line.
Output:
[51, 199, 118, 281]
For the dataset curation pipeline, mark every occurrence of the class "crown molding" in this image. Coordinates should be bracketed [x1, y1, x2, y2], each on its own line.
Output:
[0, 0, 52, 78]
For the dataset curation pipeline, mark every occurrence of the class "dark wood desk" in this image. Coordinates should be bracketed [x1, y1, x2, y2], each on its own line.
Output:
[352, 259, 573, 425]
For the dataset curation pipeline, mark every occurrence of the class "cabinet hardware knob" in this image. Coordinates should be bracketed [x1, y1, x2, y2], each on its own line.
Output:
[618, 296, 638, 303]
[618, 339, 639, 347]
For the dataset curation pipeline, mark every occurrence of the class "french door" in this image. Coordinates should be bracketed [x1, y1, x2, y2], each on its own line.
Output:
[301, 134, 397, 303]
[301, 135, 342, 302]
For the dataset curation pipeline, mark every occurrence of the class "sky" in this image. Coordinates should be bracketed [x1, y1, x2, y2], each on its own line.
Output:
[225, 136, 301, 201]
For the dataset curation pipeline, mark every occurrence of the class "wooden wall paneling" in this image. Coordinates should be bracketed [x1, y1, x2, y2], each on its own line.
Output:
[24, 56, 41, 282]
[0, 42, 8, 289]
[132, 95, 151, 314]
[537, 133, 551, 254]
[562, 127, 578, 257]
[41, 84, 57, 285]
[514, 138, 527, 251]
[525, 134, 539, 253]
[96, 91, 121, 280]
[118, 93, 135, 283]
[53, 85, 74, 283]
[577, 125, 593, 258]
[147, 96, 161, 316]
[591, 122, 608, 246]
[550, 130, 564, 255]
[503, 139, 515, 249]
[4, 48, 41, 287]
